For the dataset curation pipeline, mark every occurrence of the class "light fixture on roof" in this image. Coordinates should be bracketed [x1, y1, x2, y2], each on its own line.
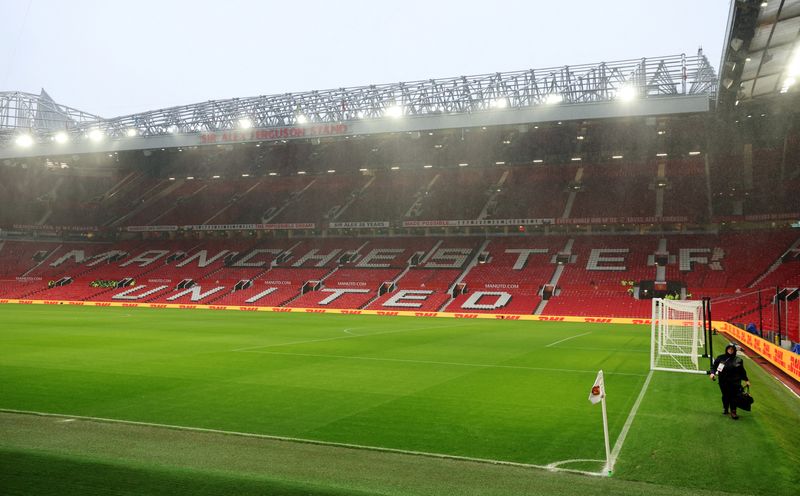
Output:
[296, 115, 308, 124]
[760, 1, 768, 6]
[391, 166, 400, 170]
[502, 140, 511, 144]
[269, 172, 277, 176]
[168, 125, 179, 134]
[495, 161, 506, 165]
[359, 168, 368, 172]
[657, 130, 666, 135]
[780, 48, 800, 93]
[656, 153, 668, 157]
[617, 85, 637, 102]
[492, 98, 508, 109]
[212, 175, 220, 179]
[88, 129, 104, 142]
[298, 171, 306, 175]
[168, 177, 176, 181]
[570, 157, 582, 161]
[612, 155, 624, 159]
[125, 128, 138, 137]
[239, 118, 253, 129]
[186, 176, 195, 180]
[458, 163, 469, 167]
[689, 151, 702, 156]
[545, 93, 563, 105]
[327, 169, 336, 173]
[576, 135, 585, 140]
[423, 165, 433, 168]
[241, 173, 250, 177]
[533, 159, 543, 163]
[385, 105, 403, 118]
[54, 132, 68, 144]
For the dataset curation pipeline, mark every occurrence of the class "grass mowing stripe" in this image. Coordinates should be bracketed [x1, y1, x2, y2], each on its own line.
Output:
[236, 349, 649, 377]
[0, 408, 605, 477]
[544, 331, 592, 348]
[230, 322, 479, 352]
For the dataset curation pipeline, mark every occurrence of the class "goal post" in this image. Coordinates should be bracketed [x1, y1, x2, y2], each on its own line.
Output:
[651, 298, 709, 374]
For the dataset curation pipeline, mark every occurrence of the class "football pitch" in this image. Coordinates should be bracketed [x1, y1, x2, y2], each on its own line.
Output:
[1, 305, 798, 495]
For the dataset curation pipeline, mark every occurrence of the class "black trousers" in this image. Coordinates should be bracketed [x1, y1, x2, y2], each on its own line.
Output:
[719, 381, 740, 412]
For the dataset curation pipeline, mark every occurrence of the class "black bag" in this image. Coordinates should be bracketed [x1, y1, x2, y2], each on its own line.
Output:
[735, 385, 754, 412]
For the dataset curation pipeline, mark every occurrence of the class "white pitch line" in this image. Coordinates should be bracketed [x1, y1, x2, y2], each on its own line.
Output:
[0, 408, 605, 477]
[545, 332, 592, 348]
[236, 350, 647, 377]
[231, 322, 477, 352]
[608, 369, 654, 472]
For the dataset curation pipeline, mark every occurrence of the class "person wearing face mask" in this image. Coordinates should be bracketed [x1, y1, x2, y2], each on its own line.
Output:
[709, 343, 750, 420]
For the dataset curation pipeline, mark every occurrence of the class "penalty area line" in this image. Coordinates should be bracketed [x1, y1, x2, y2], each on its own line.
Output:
[545, 332, 592, 348]
[231, 322, 479, 352]
[0, 408, 606, 477]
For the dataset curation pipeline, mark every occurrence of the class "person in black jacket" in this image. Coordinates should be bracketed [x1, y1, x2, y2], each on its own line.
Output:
[709, 343, 750, 420]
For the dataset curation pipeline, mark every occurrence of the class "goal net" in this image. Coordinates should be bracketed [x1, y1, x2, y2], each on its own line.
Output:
[651, 299, 707, 374]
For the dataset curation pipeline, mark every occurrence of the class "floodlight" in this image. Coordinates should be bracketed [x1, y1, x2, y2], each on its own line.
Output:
[423, 165, 433, 168]
[359, 168, 368, 172]
[212, 175, 220, 179]
[168, 177, 176, 181]
[297, 171, 306, 175]
[296, 115, 308, 124]
[617, 85, 637, 102]
[656, 153, 668, 157]
[186, 176, 195, 180]
[15, 134, 34, 147]
[458, 163, 468, 167]
[126, 128, 138, 137]
[545, 93, 563, 105]
[612, 155, 624, 159]
[239, 118, 253, 129]
[492, 99, 508, 109]
[385, 105, 403, 118]
[241, 173, 250, 177]
[495, 161, 505, 165]
[532, 159, 543, 163]
[327, 169, 336, 173]
[88, 129, 104, 142]
[689, 151, 702, 156]
[54, 132, 69, 144]
[390, 166, 400, 170]
[269, 172, 277, 176]
[570, 157, 582, 161]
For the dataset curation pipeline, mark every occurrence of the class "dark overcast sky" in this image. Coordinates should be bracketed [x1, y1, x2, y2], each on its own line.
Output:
[0, 0, 731, 117]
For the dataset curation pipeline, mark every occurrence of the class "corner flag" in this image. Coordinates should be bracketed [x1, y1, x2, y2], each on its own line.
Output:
[589, 370, 605, 405]
[588, 370, 611, 475]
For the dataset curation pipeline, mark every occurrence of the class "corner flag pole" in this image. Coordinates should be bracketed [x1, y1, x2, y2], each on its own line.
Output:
[600, 391, 611, 475]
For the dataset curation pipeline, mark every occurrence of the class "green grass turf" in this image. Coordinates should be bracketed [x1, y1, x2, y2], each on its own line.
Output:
[0, 305, 798, 495]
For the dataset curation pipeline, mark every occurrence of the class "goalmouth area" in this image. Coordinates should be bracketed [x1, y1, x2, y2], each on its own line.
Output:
[1, 303, 798, 495]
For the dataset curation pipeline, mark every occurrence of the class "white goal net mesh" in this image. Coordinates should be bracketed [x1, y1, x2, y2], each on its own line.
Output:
[651, 299, 706, 374]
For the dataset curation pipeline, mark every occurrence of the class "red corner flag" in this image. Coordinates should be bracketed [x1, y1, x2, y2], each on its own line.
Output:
[589, 370, 605, 405]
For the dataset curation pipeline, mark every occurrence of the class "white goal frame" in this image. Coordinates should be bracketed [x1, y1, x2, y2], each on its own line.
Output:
[651, 298, 707, 374]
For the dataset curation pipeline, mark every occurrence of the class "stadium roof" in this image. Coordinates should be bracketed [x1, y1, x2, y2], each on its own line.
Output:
[0, 53, 716, 159]
[718, 0, 800, 109]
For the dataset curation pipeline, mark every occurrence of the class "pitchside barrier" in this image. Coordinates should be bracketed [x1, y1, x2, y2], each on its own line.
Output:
[1, 297, 798, 383]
